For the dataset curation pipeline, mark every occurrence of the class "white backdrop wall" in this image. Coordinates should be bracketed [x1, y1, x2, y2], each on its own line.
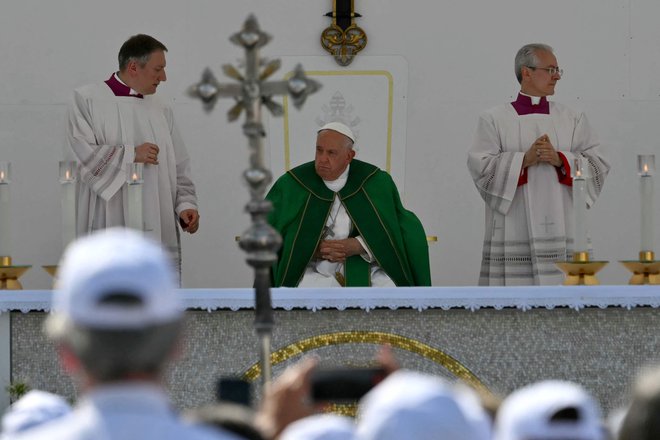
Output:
[0, 0, 658, 288]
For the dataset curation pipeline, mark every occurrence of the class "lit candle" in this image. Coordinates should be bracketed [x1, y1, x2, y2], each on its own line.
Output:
[0, 162, 11, 259]
[638, 155, 655, 256]
[126, 163, 144, 231]
[59, 161, 77, 249]
[572, 157, 588, 254]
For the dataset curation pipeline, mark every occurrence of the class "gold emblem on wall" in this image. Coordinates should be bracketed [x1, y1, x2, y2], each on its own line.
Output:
[321, 0, 367, 66]
[242, 331, 489, 416]
[243, 331, 488, 391]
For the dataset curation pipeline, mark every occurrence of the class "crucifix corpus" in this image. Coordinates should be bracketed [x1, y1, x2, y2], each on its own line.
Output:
[188, 14, 321, 387]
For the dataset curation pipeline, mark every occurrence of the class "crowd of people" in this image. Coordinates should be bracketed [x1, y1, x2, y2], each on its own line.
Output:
[0, 228, 656, 440]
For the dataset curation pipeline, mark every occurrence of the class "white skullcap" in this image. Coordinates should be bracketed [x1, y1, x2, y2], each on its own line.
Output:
[318, 122, 355, 143]
[356, 370, 488, 440]
[49, 227, 182, 332]
[494, 380, 605, 440]
[1, 390, 71, 435]
[280, 414, 356, 440]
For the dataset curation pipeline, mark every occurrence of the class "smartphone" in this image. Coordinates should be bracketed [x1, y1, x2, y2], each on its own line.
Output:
[311, 367, 387, 402]
[216, 377, 251, 407]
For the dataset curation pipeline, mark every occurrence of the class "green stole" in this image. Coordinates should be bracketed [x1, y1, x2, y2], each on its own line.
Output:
[279, 160, 416, 287]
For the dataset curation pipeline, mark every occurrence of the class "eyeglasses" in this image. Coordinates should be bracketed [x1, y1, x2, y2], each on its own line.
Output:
[526, 66, 563, 77]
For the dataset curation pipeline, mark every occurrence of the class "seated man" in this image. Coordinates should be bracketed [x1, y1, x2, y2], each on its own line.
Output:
[266, 122, 431, 287]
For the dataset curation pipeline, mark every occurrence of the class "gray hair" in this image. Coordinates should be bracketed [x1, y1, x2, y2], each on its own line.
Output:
[48, 320, 181, 382]
[514, 43, 554, 84]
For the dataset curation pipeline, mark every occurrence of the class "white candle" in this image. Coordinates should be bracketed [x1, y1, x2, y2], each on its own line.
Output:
[0, 163, 10, 258]
[638, 155, 655, 254]
[126, 163, 143, 232]
[59, 161, 77, 249]
[572, 157, 588, 253]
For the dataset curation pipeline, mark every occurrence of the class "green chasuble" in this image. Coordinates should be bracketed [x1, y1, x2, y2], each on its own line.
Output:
[266, 159, 431, 287]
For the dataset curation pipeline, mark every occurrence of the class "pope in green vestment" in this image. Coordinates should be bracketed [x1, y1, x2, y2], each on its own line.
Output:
[266, 122, 431, 287]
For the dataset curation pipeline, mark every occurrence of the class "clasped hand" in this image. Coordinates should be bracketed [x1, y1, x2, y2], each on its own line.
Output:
[523, 134, 562, 168]
[316, 238, 364, 263]
[134, 143, 160, 165]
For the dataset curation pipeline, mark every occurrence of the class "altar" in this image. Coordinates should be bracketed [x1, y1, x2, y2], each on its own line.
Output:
[2, 285, 660, 415]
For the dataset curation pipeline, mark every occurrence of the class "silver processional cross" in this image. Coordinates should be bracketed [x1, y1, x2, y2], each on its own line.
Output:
[188, 15, 321, 387]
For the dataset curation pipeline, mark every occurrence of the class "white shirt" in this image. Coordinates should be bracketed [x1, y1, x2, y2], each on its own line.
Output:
[67, 81, 198, 262]
[467, 100, 609, 285]
[12, 383, 240, 440]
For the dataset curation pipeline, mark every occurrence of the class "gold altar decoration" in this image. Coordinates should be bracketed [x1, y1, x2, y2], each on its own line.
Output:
[42, 265, 58, 278]
[242, 331, 489, 417]
[620, 252, 660, 285]
[619, 156, 659, 284]
[0, 257, 31, 290]
[321, 0, 367, 66]
[243, 330, 487, 389]
[556, 252, 608, 286]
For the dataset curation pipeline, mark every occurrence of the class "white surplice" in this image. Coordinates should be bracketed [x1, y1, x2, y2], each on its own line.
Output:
[297, 165, 395, 288]
[467, 101, 609, 285]
[67, 83, 197, 264]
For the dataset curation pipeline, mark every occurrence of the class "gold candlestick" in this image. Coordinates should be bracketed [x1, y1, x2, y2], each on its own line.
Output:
[42, 265, 58, 277]
[556, 158, 609, 285]
[620, 251, 660, 285]
[619, 155, 659, 284]
[0, 257, 31, 290]
[556, 252, 608, 285]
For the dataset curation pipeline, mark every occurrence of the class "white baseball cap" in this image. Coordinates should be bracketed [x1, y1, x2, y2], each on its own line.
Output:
[356, 370, 489, 440]
[280, 414, 356, 440]
[494, 380, 605, 440]
[318, 122, 355, 143]
[49, 228, 182, 332]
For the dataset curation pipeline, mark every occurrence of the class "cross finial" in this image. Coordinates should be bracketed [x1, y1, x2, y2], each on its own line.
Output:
[186, 14, 321, 388]
[189, 15, 320, 120]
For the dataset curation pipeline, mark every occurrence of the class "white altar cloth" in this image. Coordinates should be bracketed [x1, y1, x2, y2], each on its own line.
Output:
[1, 285, 659, 313]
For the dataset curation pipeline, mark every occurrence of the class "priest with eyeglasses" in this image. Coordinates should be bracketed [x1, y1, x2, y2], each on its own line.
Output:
[467, 43, 609, 286]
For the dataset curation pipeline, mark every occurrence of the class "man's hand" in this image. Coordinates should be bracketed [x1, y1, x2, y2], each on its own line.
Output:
[523, 134, 562, 168]
[317, 238, 364, 262]
[134, 143, 160, 165]
[376, 345, 400, 376]
[255, 357, 318, 440]
[179, 209, 200, 234]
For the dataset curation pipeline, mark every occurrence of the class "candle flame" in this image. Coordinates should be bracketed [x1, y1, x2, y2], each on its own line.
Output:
[0, 171, 4, 181]
[575, 169, 582, 177]
[65, 170, 71, 180]
[644, 163, 649, 173]
[132, 173, 139, 182]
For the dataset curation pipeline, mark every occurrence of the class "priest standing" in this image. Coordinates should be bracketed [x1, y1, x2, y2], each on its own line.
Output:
[266, 122, 431, 287]
[467, 43, 609, 286]
[67, 34, 199, 272]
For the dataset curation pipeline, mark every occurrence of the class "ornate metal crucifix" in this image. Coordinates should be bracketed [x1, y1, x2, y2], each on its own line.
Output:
[322, 0, 368, 66]
[188, 15, 321, 386]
